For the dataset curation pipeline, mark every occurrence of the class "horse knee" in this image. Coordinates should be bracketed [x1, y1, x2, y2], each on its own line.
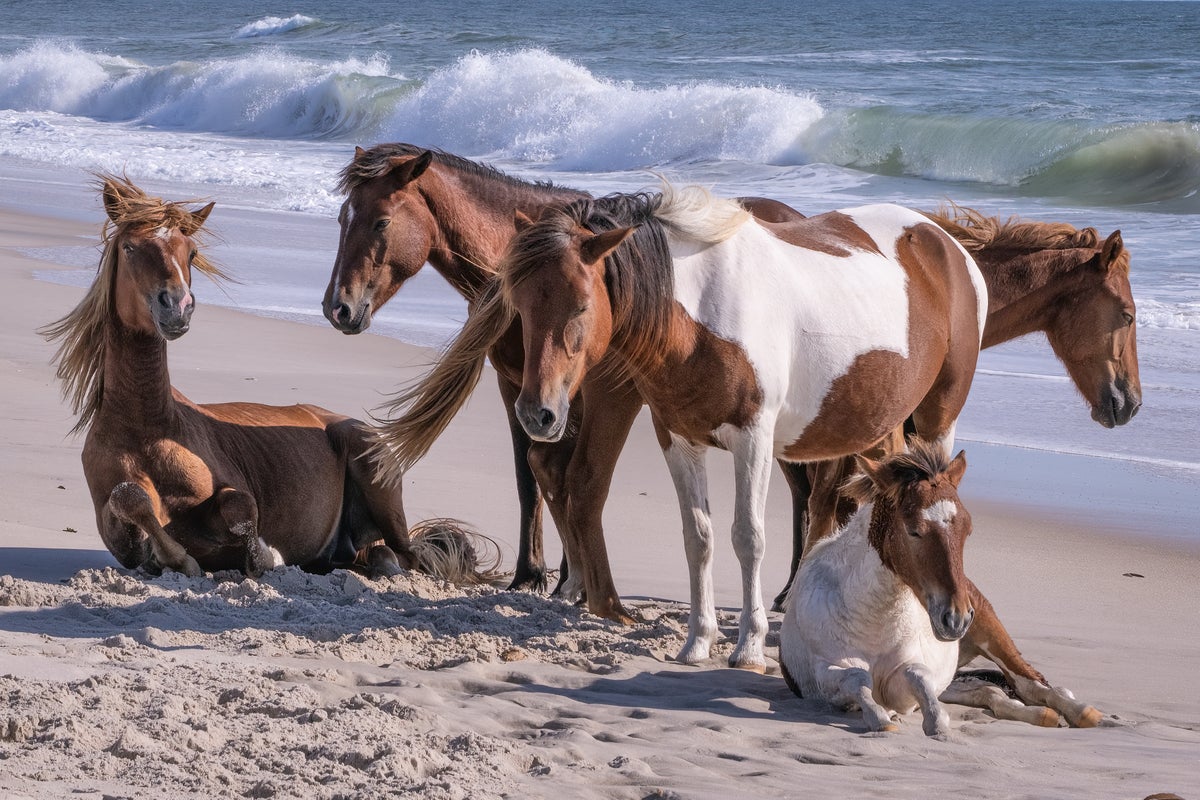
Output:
[108, 482, 155, 523]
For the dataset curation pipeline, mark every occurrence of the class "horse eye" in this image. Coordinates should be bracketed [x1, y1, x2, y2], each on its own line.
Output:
[1122, 312, 1134, 326]
[908, 529, 922, 539]
[572, 305, 588, 318]
[122, 243, 134, 255]
[374, 218, 391, 232]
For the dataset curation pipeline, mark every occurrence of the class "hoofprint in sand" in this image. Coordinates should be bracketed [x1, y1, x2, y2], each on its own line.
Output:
[2, 208, 1197, 799]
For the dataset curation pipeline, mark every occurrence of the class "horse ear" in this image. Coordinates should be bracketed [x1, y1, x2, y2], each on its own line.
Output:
[514, 210, 536, 232]
[182, 202, 215, 236]
[580, 226, 636, 265]
[1100, 230, 1124, 271]
[102, 179, 123, 223]
[945, 450, 968, 488]
[354, 145, 366, 160]
[853, 454, 889, 490]
[385, 151, 433, 186]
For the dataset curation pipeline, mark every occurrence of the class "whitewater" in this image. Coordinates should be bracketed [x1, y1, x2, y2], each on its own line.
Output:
[1, 0, 1197, 535]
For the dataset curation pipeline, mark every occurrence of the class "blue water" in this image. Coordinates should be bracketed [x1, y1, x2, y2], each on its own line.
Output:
[2, 0, 1198, 523]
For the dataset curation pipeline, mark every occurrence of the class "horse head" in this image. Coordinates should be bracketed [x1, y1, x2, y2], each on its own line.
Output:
[503, 209, 634, 441]
[102, 177, 214, 341]
[845, 440, 975, 642]
[1046, 230, 1142, 428]
[324, 147, 436, 334]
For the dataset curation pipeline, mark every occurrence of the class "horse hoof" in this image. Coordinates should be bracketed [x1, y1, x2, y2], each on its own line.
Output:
[729, 660, 767, 675]
[1035, 708, 1061, 728]
[1074, 706, 1103, 728]
[879, 723, 900, 733]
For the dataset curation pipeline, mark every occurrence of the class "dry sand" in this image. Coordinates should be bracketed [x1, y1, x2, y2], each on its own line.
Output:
[1, 204, 1197, 799]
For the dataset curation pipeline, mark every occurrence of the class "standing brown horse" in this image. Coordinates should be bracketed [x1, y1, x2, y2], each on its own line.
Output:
[772, 205, 1143, 609]
[322, 144, 809, 604]
[41, 175, 423, 578]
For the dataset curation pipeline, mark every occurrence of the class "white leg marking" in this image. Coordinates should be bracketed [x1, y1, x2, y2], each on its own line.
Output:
[662, 434, 716, 665]
[728, 427, 773, 671]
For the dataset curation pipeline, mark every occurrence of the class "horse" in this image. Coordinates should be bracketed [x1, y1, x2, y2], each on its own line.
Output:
[323, 144, 809, 610]
[40, 175, 482, 580]
[779, 439, 1101, 737]
[381, 184, 987, 672]
[770, 204, 1143, 610]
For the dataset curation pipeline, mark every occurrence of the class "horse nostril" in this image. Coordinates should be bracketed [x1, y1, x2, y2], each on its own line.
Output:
[334, 302, 352, 324]
[538, 407, 556, 429]
[157, 290, 172, 309]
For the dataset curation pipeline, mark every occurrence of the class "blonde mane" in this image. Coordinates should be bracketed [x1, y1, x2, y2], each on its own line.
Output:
[924, 201, 1099, 254]
[654, 181, 751, 244]
[39, 174, 225, 435]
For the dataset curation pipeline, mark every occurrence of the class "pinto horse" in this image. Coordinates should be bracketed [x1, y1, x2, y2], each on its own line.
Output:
[780, 440, 1100, 736]
[323, 144, 809, 605]
[380, 185, 987, 671]
[41, 175, 431, 578]
[770, 205, 1143, 609]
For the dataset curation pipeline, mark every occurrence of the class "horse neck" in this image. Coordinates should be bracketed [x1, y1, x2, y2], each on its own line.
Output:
[96, 322, 177, 434]
[977, 247, 1092, 348]
[421, 166, 586, 301]
[812, 503, 910, 612]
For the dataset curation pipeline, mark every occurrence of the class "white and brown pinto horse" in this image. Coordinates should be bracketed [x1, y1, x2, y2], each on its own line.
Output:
[41, 176, 424, 578]
[395, 185, 986, 670]
[781, 440, 1100, 736]
[771, 205, 1143, 609]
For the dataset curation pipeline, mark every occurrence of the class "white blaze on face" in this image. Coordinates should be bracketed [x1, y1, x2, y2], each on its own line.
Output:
[153, 226, 171, 241]
[170, 255, 192, 311]
[921, 499, 958, 526]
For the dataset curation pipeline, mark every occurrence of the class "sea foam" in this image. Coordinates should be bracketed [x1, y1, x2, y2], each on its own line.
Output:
[232, 15, 320, 40]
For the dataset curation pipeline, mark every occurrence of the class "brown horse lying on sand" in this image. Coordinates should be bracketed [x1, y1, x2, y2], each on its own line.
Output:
[41, 175, 486, 580]
[781, 440, 1101, 735]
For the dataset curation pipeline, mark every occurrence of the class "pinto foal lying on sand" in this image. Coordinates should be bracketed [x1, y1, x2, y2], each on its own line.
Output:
[780, 440, 1101, 737]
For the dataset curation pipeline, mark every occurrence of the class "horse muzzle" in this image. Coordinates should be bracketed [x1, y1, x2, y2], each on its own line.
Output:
[324, 292, 372, 335]
[153, 290, 194, 340]
[1091, 377, 1141, 428]
[928, 597, 974, 642]
[515, 393, 569, 442]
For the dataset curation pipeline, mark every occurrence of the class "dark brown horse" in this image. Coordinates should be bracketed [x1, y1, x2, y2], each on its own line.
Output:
[41, 175, 430, 578]
[771, 204, 1143, 609]
[322, 144, 808, 605]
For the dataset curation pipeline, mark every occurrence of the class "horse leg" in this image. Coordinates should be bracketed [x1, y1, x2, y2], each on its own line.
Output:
[213, 487, 280, 576]
[728, 429, 774, 672]
[497, 374, 549, 592]
[660, 426, 718, 665]
[556, 378, 643, 623]
[823, 666, 896, 732]
[771, 460, 810, 612]
[960, 580, 1102, 728]
[940, 678, 1060, 728]
[106, 481, 201, 577]
[899, 664, 951, 738]
[526, 433, 576, 596]
[338, 420, 418, 572]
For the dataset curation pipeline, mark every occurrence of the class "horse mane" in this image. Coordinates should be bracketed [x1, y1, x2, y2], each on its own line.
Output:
[39, 173, 224, 435]
[370, 279, 515, 486]
[924, 201, 1100, 255]
[841, 438, 954, 506]
[654, 182, 752, 244]
[337, 143, 580, 197]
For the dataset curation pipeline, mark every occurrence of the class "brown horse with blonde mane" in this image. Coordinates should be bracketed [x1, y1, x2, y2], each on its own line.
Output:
[41, 175, 459, 578]
[772, 203, 1142, 608]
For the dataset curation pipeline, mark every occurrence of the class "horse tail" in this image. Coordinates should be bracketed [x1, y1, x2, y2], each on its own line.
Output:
[369, 280, 514, 487]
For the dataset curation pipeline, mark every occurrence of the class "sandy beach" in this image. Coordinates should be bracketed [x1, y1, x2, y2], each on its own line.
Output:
[1, 201, 1197, 799]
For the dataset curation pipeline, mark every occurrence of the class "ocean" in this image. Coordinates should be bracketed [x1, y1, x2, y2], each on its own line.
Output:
[2, 0, 1197, 535]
